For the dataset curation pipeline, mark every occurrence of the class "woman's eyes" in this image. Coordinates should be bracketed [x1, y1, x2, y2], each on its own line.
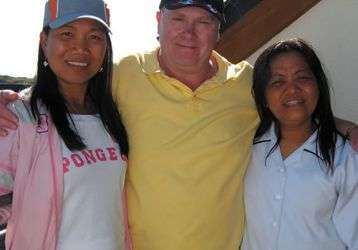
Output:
[60, 31, 73, 38]
[57, 31, 105, 41]
[89, 33, 105, 41]
[269, 79, 284, 87]
[269, 74, 314, 86]
[297, 75, 314, 81]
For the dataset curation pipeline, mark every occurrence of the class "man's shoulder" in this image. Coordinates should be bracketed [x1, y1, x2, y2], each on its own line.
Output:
[115, 48, 158, 67]
[114, 53, 141, 69]
[113, 53, 143, 81]
[213, 50, 252, 66]
[235, 60, 253, 69]
[226, 60, 253, 83]
[232, 60, 253, 75]
[112, 49, 159, 96]
[213, 51, 253, 79]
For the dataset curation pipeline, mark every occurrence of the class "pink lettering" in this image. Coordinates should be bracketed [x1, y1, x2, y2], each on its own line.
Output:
[71, 154, 84, 168]
[63, 157, 70, 173]
[107, 147, 118, 161]
[95, 149, 106, 161]
[82, 150, 97, 165]
[63, 147, 121, 171]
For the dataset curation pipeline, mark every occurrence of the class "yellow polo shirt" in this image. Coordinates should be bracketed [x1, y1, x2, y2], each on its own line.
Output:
[113, 49, 259, 250]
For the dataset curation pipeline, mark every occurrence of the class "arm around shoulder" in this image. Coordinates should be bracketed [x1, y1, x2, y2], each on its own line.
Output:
[335, 117, 358, 151]
[0, 90, 21, 136]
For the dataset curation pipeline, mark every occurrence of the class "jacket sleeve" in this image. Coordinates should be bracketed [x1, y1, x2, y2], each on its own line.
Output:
[332, 143, 358, 249]
[0, 104, 21, 224]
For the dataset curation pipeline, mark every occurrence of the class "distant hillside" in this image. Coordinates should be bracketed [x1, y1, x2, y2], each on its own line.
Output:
[0, 75, 35, 85]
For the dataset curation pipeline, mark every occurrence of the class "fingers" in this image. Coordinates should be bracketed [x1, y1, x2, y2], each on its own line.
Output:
[0, 113, 18, 128]
[0, 90, 19, 135]
[352, 141, 358, 152]
[349, 126, 358, 152]
[0, 90, 19, 104]
[0, 128, 9, 137]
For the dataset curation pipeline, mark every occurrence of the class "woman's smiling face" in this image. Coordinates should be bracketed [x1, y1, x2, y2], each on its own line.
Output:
[41, 18, 107, 89]
[265, 51, 319, 129]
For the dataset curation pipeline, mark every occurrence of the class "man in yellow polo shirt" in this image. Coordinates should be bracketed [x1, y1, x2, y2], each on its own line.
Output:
[112, 1, 259, 249]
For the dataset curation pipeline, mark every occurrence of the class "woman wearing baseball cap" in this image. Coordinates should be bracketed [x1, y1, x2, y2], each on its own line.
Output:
[0, 0, 131, 249]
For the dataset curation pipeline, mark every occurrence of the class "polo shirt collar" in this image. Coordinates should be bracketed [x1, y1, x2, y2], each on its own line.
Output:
[139, 47, 232, 85]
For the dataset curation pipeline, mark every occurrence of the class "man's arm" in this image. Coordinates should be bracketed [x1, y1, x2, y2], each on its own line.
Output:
[0, 90, 19, 136]
[336, 117, 358, 151]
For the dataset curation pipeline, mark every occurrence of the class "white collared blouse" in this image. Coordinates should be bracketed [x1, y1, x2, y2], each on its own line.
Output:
[242, 126, 358, 250]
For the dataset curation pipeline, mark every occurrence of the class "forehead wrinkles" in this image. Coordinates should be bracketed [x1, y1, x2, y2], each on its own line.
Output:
[270, 62, 309, 77]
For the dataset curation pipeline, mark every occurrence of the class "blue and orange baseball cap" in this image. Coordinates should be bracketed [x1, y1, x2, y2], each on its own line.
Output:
[159, 0, 225, 23]
[43, 0, 111, 32]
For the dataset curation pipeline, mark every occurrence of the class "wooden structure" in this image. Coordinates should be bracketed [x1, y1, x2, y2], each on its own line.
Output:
[216, 0, 322, 63]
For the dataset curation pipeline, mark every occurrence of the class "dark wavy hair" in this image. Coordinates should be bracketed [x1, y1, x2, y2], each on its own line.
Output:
[30, 26, 128, 156]
[252, 38, 343, 173]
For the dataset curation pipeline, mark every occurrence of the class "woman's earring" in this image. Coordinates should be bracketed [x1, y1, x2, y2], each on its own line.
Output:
[43, 60, 48, 67]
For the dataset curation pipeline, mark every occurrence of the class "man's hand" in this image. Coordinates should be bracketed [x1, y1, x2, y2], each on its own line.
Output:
[0, 90, 19, 136]
[335, 117, 358, 152]
[347, 125, 358, 151]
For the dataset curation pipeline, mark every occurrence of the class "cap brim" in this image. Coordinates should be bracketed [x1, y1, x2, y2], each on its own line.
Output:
[48, 14, 111, 33]
[163, 3, 224, 23]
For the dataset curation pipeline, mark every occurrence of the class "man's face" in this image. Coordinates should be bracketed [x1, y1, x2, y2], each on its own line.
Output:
[157, 7, 220, 68]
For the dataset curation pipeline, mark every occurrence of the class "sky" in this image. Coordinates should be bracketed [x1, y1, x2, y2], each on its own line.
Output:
[0, 0, 161, 77]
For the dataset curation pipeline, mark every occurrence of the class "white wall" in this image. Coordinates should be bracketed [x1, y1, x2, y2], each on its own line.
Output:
[246, 0, 358, 123]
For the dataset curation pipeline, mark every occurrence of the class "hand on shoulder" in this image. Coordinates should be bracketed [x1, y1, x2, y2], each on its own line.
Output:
[0, 90, 20, 136]
[346, 125, 358, 152]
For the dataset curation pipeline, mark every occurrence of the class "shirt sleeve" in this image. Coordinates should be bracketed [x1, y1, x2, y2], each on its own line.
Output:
[332, 142, 358, 249]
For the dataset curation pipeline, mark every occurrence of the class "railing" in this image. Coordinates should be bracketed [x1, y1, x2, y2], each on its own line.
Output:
[0, 83, 30, 92]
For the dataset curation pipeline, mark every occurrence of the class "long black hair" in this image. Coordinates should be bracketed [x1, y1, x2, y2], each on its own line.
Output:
[30, 26, 128, 156]
[252, 38, 343, 173]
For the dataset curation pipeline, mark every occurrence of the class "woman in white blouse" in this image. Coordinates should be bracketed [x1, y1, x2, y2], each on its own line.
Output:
[242, 38, 358, 250]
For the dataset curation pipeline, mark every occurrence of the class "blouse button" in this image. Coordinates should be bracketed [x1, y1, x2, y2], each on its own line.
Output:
[274, 194, 282, 200]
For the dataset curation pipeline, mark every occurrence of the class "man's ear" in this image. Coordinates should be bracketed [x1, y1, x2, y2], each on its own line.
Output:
[156, 11, 161, 23]
[156, 11, 162, 40]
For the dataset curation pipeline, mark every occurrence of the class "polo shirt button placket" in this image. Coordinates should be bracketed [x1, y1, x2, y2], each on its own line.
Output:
[185, 94, 196, 110]
[192, 96, 202, 112]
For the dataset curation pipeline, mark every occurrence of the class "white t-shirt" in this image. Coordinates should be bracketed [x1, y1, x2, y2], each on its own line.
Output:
[57, 114, 127, 250]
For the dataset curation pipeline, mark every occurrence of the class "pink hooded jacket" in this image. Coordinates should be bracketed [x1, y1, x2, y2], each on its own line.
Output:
[0, 97, 131, 250]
